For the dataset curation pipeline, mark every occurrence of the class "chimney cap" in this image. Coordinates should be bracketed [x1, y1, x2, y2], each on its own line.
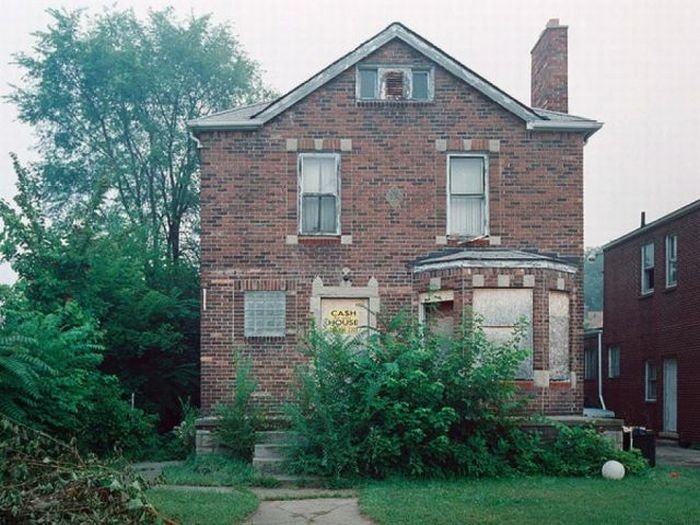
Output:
[547, 18, 561, 28]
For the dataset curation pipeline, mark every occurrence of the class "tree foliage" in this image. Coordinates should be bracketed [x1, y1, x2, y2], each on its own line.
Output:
[10, 7, 271, 261]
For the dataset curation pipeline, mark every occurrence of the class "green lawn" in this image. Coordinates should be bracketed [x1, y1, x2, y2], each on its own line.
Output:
[360, 468, 700, 525]
[148, 486, 258, 525]
[161, 454, 269, 487]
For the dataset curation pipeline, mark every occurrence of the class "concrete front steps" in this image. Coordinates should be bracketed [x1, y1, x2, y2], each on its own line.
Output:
[253, 431, 296, 476]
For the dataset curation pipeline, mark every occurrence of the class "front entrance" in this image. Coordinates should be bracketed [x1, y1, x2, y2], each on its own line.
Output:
[663, 359, 678, 433]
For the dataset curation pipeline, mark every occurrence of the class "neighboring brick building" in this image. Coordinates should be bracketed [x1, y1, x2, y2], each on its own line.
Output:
[190, 20, 602, 417]
[602, 200, 700, 444]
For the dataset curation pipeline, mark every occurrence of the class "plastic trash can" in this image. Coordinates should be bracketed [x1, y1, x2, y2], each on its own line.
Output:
[632, 428, 656, 467]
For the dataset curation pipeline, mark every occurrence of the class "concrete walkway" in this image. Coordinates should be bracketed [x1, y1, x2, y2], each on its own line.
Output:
[243, 496, 373, 525]
[657, 441, 700, 469]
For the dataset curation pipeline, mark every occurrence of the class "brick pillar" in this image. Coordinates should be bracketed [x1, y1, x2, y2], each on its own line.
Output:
[531, 19, 568, 113]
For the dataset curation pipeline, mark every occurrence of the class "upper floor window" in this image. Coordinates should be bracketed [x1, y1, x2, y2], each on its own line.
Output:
[447, 155, 488, 237]
[665, 234, 678, 288]
[244, 291, 286, 337]
[298, 154, 340, 235]
[641, 242, 654, 294]
[357, 66, 433, 101]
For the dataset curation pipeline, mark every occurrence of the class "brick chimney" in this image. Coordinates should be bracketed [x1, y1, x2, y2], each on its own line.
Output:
[531, 18, 568, 113]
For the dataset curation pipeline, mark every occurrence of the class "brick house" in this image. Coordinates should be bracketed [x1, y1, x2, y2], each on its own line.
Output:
[189, 20, 602, 418]
[600, 200, 700, 444]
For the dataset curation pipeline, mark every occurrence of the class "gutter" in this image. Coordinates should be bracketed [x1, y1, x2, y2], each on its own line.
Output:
[526, 119, 603, 140]
[187, 120, 264, 131]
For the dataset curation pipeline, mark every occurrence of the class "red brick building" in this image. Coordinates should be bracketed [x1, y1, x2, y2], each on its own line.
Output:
[601, 200, 700, 444]
[190, 20, 602, 417]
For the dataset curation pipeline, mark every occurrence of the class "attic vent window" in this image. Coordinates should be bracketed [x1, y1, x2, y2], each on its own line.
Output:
[357, 66, 432, 101]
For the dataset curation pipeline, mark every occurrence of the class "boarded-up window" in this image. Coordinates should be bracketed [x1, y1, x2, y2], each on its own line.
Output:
[548, 292, 570, 380]
[473, 289, 533, 379]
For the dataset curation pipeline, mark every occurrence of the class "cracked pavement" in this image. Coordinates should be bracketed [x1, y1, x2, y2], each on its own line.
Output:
[244, 497, 373, 525]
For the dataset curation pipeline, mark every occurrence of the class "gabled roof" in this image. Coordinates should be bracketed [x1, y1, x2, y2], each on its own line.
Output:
[603, 198, 700, 251]
[189, 22, 602, 139]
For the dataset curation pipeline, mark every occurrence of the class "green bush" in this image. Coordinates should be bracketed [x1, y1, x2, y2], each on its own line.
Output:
[286, 311, 648, 480]
[531, 423, 649, 476]
[213, 356, 259, 461]
[286, 310, 529, 479]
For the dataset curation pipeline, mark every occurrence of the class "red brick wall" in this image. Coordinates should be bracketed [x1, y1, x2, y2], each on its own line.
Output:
[531, 21, 568, 112]
[603, 206, 700, 443]
[198, 39, 586, 415]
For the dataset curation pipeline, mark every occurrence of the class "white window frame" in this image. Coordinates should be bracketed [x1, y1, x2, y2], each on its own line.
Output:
[640, 242, 654, 294]
[665, 234, 678, 288]
[446, 154, 489, 238]
[298, 153, 341, 235]
[244, 291, 286, 338]
[356, 65, 434, 101]
[608, 345, 620, 379]
[645, 361, 657, 402]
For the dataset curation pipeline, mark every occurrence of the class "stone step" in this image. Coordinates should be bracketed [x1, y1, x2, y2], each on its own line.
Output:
[253, 456, 287, 475]
[254, 443, 293, 460]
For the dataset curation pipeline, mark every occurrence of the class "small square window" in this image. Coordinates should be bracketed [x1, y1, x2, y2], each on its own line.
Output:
[608, 346, 620, 378]
[358, 68, 377, 99]
[244, 292, 286, 337]
[641, 243, 654, 294]
[645, 361, 657, 401]
[666, 235, 677, 287]
[412, 70, 430, 100]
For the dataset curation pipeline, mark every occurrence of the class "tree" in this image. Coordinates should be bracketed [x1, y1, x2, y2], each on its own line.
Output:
[0, 156, 198, 431]
[10, 7, 271, 262]
[584, 247, 603, 313]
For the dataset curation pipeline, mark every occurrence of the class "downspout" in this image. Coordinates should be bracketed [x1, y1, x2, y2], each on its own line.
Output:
[597, 329, 607, 410]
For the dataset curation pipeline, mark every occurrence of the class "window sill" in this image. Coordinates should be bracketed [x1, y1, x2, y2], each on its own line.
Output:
[664, 284, 678, 292]
[639, 291, 654, 299]
[298, 235, 342, 245]
[644, 399, 657, 404]
[447, 235, 490, 247]
[356, 99, 433, 106]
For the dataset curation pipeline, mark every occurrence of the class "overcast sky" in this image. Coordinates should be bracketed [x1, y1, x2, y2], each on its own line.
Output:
[1, 0, 699, 279]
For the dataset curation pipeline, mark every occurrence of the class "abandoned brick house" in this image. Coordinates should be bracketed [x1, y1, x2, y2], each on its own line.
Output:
[189, 20, 602, 417]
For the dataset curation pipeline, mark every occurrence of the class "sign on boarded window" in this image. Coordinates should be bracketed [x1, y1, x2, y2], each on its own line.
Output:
[472, 289, 533, 379]
[321, 298, 369, 335]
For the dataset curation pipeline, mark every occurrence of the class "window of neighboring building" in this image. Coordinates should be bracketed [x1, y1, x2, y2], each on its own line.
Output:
[357, 66, 433, 101]
[244, 291, 286, 337]
[645, 361, 657, 401]
[584, 347, 597, 380]
[666, 234, 678, 288]
[299, 154, 340, 235]
[608, 346, 620, 378]
[448, 155, 487, 237]
[641, 242, 654, 294]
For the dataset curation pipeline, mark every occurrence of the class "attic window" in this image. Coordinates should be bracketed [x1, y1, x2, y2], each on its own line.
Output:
[357, 66, 432, 101]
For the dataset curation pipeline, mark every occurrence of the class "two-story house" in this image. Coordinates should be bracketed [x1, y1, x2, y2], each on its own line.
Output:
[189, 20, 602, 418]
[602, 200, 700, 444]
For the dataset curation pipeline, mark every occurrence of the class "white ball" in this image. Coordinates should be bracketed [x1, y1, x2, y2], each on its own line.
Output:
[601, 460, 625, 480]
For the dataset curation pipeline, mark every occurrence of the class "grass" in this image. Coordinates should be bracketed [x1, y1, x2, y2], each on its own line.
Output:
[148, 486, 258, 525]
[161, 453, 279, 487]
[359, 467, 700, 525]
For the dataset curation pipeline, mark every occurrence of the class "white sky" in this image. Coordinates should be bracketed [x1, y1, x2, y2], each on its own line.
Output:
[1, 0, 699, 281]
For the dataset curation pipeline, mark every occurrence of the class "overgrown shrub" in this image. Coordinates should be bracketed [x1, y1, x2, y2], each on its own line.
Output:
[286, 311, 530, 478]
[213, 356, 259, 461]
[0, 417, 173, 524]
[530, 423, 649, 476]
[286, 311, 648, 480]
